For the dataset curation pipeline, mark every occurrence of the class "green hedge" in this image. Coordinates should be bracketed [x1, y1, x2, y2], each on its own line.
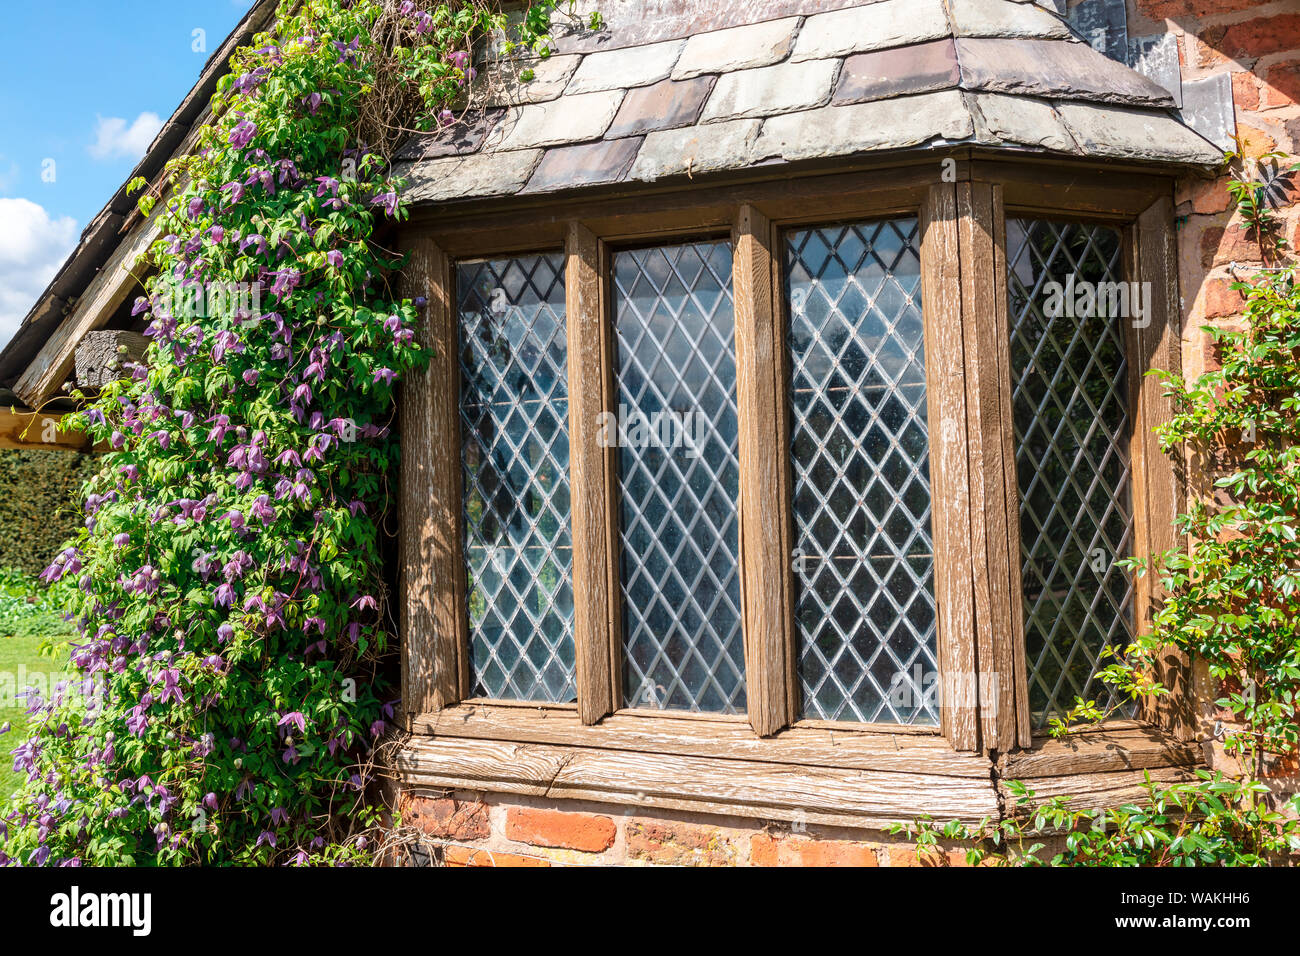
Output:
[0, 449, 96, 576]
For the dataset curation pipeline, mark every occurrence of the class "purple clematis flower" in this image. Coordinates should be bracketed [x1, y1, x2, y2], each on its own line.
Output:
[251, 495, 276, 525]
[269, 269, 301, 298]
[278, 711, 307, 734]
[228, 119, 257, 149]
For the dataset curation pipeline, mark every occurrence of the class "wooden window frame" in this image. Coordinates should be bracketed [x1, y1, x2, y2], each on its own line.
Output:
[395, 154, 1199, 825]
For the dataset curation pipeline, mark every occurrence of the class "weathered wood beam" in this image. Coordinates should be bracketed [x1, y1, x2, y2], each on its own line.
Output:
[1127, 196, 1196, 742]
[732, 204, 794, 737]
[566, 222, 621, 724]
[74, 329, 150, 390]
[920, 183, 980, 753]
[399, 237, 469, 724]
[956, 182, 1028, 753]
[15, 213, 162, 408]
[0, 409, 89, 452]
[397, 735, 1003, 830]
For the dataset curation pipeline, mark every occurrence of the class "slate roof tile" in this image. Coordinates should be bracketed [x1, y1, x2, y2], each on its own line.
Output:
[629, 118, 762, 182]
[487, 90, 625, 150]
[834, 39, 960, 105]
[790, 0, 949, 62]
[393, 109, 503, 162]
[969, 92, 1078, 152]
[523, 137, 644, 193]
[755, 90, 976, 163]
[468, 54, 582, 107]
[606, 76, 716, 138]
[956, 36, 1175, 106]
[565, 39, 686, 94]
[1055, 101, 1224, 164]
[700, 59, 841, 123]
[401, 149, 543, 203]
[948, 0, 1075, 39]
[671, 16, 802, 80]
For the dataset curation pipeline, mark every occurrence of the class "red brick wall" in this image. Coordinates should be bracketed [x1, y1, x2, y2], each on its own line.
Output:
[392, 790, 973, 867]
[1130, 0, 1300, 377]
[391, 4, 1300, 867]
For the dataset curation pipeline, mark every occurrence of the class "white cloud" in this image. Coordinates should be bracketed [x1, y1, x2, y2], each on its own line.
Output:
[88, 112, 163, 161]
[0, 198, 79, 350]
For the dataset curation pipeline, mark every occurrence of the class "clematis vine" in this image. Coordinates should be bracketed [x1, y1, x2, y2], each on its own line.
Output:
[1, 0, 582, 869]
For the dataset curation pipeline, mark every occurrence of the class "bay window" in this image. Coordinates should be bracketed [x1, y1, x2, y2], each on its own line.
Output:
[396, 161, 1190, 826]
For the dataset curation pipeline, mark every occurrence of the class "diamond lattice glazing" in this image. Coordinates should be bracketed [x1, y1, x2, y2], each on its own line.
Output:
[786, 219, 938, 725]
[1006, 220, 1135, 727]
[612, 241, 745, 714]
[457, 254, 576, 703]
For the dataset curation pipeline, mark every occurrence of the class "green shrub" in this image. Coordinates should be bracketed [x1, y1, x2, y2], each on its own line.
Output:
[0, 450, 96, 576]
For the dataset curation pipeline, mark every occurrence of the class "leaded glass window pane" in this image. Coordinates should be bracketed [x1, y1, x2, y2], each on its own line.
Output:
[1006, 220, 1136, 727]
[457, 254, 576, 703]
[612, 241, 744, 714]
[786, 219, 938, 726]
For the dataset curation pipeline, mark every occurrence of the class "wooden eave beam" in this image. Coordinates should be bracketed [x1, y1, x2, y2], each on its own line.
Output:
[0, 408, 89, 452]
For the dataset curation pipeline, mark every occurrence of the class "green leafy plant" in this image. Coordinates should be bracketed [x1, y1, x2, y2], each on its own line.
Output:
[894, 773, 1300, 867]
[0, 0, 587, 867]
[0, 449, 98, 577]
[0, 569, 74, 642]
[1224, 152, 1298, 264]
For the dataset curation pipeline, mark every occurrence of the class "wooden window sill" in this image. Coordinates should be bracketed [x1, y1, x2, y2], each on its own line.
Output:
[999, 724, 1205, 817]
[394, 705, 1204, 830]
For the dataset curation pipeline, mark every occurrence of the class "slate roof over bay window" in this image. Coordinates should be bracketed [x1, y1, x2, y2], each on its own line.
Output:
[394, 0, 1223, 205]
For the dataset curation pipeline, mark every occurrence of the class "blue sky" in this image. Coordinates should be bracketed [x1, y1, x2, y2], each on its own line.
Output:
[0, 0, 254, 348]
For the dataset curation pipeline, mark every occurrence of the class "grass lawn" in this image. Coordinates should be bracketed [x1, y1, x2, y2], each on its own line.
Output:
[0, 632, 61, 798]
[0, 572, 75, 801]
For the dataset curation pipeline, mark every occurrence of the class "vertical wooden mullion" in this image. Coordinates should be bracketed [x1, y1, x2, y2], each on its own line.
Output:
[956, 183, 998, 751]
[920, 184, 980, 752]
[734, 204, 794, 737]
[993, 194, 1034, 750]
[567, 222, 621, 724]
[1126, 197, 1195, 741]
[957, 182, 1027, 752]
[770, 218, 801, 726]
[400, 237, 469, 725]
